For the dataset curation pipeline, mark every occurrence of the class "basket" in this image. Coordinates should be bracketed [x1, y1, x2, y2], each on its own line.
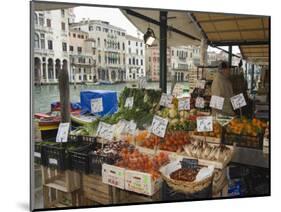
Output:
[161, 172, 214, 194]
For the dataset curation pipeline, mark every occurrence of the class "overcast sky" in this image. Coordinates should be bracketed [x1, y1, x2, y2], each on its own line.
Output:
[73, 6, 240, 54]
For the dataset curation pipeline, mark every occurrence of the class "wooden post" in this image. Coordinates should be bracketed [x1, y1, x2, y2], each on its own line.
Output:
[159, 11, 167, 93]
[58, 59, 70, 123]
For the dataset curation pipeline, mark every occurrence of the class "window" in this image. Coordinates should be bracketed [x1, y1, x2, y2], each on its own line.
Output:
[77, 47, 82, 53]
[149, 57, 151, 62]
[103, 28, 108, 32]
[140, 42, 142, 47]
[122, 42, 125, 51]
[98, 54, 101, 63]
[47, 40, 53, 50]
[34, 13, 38, 25]
[117, 31, 120, 35]
[129, 58, 131, 65]
[133, 58, 135, 65]
[136, 42, 138, 46]
[40, 33, 45, 49]
[128, 40, 130, 45]
[34, 34, 39, 48]
[136, 49, 138, 55]
[93, 49, 96, 55]
[96, 26, 101, 31]
[177, 51, 178, 56]
[97, 38, 100, 47]
[141, 50, 143, 55]
[61, 9, 65, 17]
[38, 14, 44, 26]
[129, 48, 131, 54]
[62, 42, 67, 52]
[172, 50, 174, 56]
[61, 22, 66, 31]
[190, 53, 192, 58]
[141, 59, 143, 66]
[136, 59, 138, 65]
[77, 34, 81, 38]
[118, 42, 120, 50]
[122, 32, 125, 36]
[73, 33, 76, 38]
[81, 35, 84, 39]
[89, 58, 91, 64]
[89, 26, 93, 31]
[46, 19, 51, 27]
[104, 39, 106, 47]
[69, 45, 73, 51]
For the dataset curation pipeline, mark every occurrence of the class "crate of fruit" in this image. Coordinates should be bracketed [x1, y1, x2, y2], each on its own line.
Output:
[223, 117, 266, 149]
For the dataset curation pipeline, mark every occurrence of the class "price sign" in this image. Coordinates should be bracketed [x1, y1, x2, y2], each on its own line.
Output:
[195, 97, 205, 108]
[230, 93, 247, 110]
[196, 80, 206, 89]
[172, 84, 184, 97]
[126, 120, 137, 135]
[56, 122, 70, 142]
[209, 95, 225, 110]
[151, 115, 169, 138]
[96, 122, 114, 141]
[196, 116, 213, 132]
[91, 98, 103, 113]
[178, 98, 190, 111]
[124, 97, 134, 109]
[159, 93, 173, 108]
[138, 76, 147, 88]
[180, 158, 198, 169]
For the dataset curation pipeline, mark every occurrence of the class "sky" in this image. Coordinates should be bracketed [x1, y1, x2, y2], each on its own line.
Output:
[73, 6, 240, 54]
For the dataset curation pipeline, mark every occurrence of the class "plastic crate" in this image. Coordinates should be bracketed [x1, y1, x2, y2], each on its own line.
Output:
[34, 142, 46, 165]
[68, 135, 96, 143]
[223, 132, 263, 149]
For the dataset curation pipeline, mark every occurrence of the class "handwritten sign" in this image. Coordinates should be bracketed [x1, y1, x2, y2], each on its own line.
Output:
[126, 120, 137, 135]
[159, 93, 173, 108]
[195, 97, 205, 108]
[138, 76, 147, 89]
[172, 84, 184, 97]
[125, 97, 134, 109]
[210, 95, 225, 110]
[91, 98, 103, 113]
[196, 80, 206, 89]
[56, 122, 70, 142]
[96, 122, 114, 141]
[151, 115, 169, 138]
[196, 116, 213, 132]
[230, 93, 247, 110]
[178, 98, 190, 111]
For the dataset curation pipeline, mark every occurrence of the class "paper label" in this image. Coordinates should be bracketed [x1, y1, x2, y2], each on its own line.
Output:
[124, 97, 134, 109]
[138, 76, 147, 89]
[49, 158, 58, 165]
[178, 97, 190, 111]
[56, 122, 70, 143]
[96, 122, 114, 141]
[230, 93, 247, 110]
[196, 116, 213, 132]
[210, 95, 225, 110]
[151, 115, 169, 138]
[102, 164, 125, 189]
[180, 158, 198, 169]
[91, 98, 103, 113]
[195, 97, 205, 108]
[172, 84, 184, 97]
[196, 80, 206, 89]
[34, 152, 41, 158]
[159, 93, 173, 108]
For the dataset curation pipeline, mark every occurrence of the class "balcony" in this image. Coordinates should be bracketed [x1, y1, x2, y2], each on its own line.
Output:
[34, 24, 52, 33]
[34, 48, 54, 56]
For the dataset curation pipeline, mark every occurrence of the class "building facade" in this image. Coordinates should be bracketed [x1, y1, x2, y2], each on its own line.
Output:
[171, 46, 189, 82]
[70, 20, 126, 82]
[34, 9, 72, 84]
[125, 35, 145, 81]
[68, 29, 96, 83]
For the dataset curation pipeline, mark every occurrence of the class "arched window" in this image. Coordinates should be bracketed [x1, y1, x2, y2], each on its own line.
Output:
[97, 38, 100, 47]
[34, 13, 38, 25]
[35, 33, 39, 48]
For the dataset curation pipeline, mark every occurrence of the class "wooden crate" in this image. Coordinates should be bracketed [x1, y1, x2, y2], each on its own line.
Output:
[212, 180, 228, 198]
[82, 173, 113, 205]
[43, 185, 82, 208]
[112, 187, 161, 204]
[41, 166, 81, 192]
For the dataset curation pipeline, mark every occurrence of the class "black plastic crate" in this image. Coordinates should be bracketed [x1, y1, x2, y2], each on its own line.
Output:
[34, 142, 45, 165]
[223, 132, 263, 149]
[68, 134, 96, 143]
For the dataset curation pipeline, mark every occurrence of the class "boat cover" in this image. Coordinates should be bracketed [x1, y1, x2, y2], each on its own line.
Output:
[80, 90, 118, 116]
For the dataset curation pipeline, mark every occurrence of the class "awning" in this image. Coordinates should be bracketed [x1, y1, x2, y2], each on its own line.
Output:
[120, 9, 203, 46]
[191, 12, 269, 64]
[33, 2, 76, 11]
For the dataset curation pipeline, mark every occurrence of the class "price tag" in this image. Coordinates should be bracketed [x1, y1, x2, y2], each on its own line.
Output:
[195, 97, 205, 108]
[56, 122, 70, 142]
[91, 98, 103, 113]
[151, 115, 169, 138]
[159, 93, 173, 108]
[196, 80, 206, 89]
[138, 76, 147, 88]
[124, 97, 134, 109]
[172, 84, 184, 97]
[96, 122, 114, 141]
[178, 98, 190, 111]
[230, 93, 247, 110]
[209, 95, 225, 110]
[49, 158, 58, 165]
[196, 116, 213, 132]
[180, 158, 198, 169]
[34, 152, 41, 158]
[126, 120, 137, 135]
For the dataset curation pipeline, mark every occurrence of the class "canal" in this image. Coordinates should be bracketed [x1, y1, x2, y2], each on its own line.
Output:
[33, 82, 185, 113]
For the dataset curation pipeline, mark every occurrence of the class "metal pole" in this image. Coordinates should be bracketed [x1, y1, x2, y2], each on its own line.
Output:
[159, 11, 167, 93]
[251, 64, 255, 93]
[228, 45, 232, 67]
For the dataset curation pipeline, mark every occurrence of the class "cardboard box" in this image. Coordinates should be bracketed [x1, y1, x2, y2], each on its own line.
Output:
[102, 164, 125, 189]
[125, 169, 162, 196]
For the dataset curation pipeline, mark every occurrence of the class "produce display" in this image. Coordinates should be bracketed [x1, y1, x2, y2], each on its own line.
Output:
[184, 140, 232, 163]
[140, 131, 190, 152]
[193, 121, 222, 138]
[115, 149, 169, 180]
[226, 117, 266, 136]
[170, 168, 199, 182]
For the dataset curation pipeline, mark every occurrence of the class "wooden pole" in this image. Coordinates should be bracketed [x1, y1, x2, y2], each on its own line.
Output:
[58, 59, 70, 123]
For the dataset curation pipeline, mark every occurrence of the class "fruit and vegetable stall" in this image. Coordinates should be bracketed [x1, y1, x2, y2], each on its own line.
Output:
[34, 86, 269, 208]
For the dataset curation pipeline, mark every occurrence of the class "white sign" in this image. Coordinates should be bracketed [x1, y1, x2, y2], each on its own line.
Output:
[159, 93, 173, 108]
[56, 122, 70, 143]
[196, 80, 206, 89]
[125, 97, 134, 109]
[196, 116, 213, 132]
[34, 152, 41, 158]
[230, 93, 247, 110]
[210, 95, 225, 110]
[151, 115, 169, 138]
[91, 98, 103, 113]
[195, 97, 205, 108]
[178, 98, 190, 111]
[138, 76, 147, 89]
[172, 84, 184, 97]
[96, 122, 114, 141]
[49, 158, 58, 165]
[126, 120, 137, 135]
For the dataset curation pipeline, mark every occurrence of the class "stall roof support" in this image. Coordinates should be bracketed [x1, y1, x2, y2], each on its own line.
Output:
[209, 40, 269, 46]
[228, 46, 233, 66]
[159, 11, 167, 93]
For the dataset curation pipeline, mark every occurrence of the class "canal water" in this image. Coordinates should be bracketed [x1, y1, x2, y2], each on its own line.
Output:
[33, 82, 184, 113]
